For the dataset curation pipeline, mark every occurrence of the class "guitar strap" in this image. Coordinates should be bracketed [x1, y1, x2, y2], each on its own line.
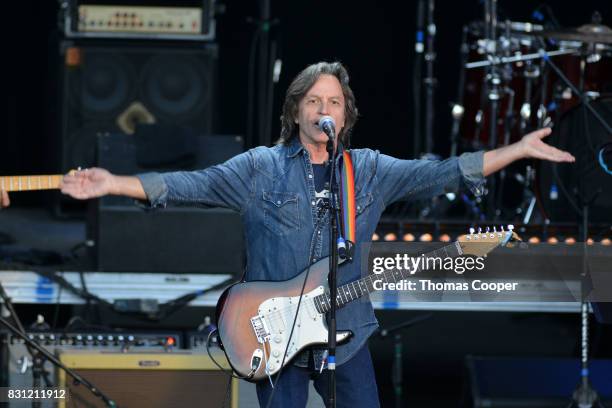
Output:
[337, 147, 356, 262]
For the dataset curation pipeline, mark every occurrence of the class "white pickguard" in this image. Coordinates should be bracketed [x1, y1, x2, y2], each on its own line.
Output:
[254, 286, 351, 375]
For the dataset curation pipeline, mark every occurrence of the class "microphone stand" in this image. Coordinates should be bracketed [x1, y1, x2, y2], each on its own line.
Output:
[377, 314, 432, 408]
[413, 0, 425, 157]
[0, 282, 116, 408]
[569, 189, 603, 408]
[535, 39, 611, 408]
[423, 0, 436, 155]
[484, 0, 500, 219]
[326, 137, 340, 408]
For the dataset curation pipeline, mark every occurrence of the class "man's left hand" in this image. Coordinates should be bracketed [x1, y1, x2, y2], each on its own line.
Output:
[519, 127, 575, 163]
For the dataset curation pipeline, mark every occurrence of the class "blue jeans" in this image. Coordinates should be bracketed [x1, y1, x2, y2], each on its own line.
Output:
[256, 345, 380, 408]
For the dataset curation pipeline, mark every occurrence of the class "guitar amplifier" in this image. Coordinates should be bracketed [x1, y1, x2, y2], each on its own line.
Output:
[60, 0, 216, 41]
[0, 330, 181, 408]
[56, 350, 238, 408]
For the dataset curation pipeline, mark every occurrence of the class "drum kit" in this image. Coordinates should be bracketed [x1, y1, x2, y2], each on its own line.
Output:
[451, 7, 612, 224]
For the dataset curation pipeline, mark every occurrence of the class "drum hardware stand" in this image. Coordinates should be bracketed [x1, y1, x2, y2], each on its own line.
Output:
[514, 165, 538, 224]
[519, 62, 540, 133]
[494, 85, 515, 220]
[515, 57, 548, 224]
[493, 21, 517, 220]
[537, 56, 549, 128]
[449, 25, 470, 158]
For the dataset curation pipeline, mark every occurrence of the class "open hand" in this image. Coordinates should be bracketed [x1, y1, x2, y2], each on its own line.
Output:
[60, 167, 115, 200]
[519, 128, 575, 163]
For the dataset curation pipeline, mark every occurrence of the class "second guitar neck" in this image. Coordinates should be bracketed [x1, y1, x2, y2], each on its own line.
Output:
[0, 174, 65, 192]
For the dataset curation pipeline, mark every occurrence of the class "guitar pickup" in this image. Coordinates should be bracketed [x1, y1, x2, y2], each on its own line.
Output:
[250, 315, 271, 344]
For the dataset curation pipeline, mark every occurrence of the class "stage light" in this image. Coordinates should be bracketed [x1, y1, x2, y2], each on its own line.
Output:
[439, 233, 451, 242]
[402, 233, 415, 242]
[372, 233, 380, 241]
[384, 232, 397, 241]
[528, 236, 540, 244]
[587, 238, 594, 245]
[419, 233, 433, 242]
[564, 237, 576, 245]
[547, 237, 558, 244]
[601, 238, 611, 246]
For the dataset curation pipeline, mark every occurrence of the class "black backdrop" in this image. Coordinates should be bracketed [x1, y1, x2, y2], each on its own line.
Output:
[2, 0, 610, 207]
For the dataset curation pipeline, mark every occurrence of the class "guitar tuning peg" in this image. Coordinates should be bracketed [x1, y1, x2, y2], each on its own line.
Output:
[508, 224, 514, 231]
[469, 227, 475, 235]
[501, 225, 505, 231]
[478, 227, 482, 234]
[493, 226, 497, 232]
[486, 226, 490, 233]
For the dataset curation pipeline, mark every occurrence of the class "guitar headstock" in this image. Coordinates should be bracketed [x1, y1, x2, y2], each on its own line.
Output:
[457, 225, 522, 257]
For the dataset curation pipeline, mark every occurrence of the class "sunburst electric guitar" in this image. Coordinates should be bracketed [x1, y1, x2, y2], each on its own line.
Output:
[215, 226, 520, 382]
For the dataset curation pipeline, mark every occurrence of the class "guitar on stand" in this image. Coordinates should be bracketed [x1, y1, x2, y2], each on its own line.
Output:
[215, 226, 520, 382]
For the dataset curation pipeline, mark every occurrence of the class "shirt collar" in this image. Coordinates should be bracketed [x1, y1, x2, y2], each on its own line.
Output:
[286, 138, 305, 158]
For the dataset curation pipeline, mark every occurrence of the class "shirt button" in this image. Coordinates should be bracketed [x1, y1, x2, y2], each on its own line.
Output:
[318, 231, 321, 235]
[312, 258, 317, 262]
[311, 201, 316, 206]
[357, 206, 361, 211]
[308, 174, 313, 179]
[277, 200, 281, 205]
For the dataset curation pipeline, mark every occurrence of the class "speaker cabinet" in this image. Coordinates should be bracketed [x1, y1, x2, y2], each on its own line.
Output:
[89, 133, 245, 274]
[56, 350, 237, 408]
[58, 40, 218, 175]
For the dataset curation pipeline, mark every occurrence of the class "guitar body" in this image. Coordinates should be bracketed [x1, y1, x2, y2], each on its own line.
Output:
[215, 227, 518, 382]
[215, 257, 352, 382]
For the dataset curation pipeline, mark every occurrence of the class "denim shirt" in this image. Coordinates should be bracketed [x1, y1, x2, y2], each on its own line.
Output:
[136, 139, 485, 367]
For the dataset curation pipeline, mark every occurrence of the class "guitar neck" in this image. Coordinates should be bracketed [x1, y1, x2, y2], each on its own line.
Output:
[0, 174, 65, 192]
[315, 241, 463, 312]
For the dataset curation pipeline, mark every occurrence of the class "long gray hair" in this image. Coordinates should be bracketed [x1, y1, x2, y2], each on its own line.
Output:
[277, 62, 359, 146]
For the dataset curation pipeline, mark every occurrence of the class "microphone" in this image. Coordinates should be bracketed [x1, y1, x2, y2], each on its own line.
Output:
[318, 116, 336, 141]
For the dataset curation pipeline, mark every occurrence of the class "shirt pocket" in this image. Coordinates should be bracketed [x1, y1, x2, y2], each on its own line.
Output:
[262, 191, 301, 236]
[356, 192, 374, 217]
[355, 192, 374, 232]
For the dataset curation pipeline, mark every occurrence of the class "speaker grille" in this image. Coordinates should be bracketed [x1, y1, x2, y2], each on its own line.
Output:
[60, 42, 217, 172]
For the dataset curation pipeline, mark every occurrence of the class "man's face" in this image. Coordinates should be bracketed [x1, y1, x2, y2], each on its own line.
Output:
[296, 74, 346, 147]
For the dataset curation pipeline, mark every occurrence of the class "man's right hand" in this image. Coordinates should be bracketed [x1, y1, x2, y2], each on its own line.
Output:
[0, 190, 9, 208]
[60, 167, 116, 200]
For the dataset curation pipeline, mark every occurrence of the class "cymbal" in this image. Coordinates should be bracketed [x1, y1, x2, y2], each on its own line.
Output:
[541, 23, 612, 44]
